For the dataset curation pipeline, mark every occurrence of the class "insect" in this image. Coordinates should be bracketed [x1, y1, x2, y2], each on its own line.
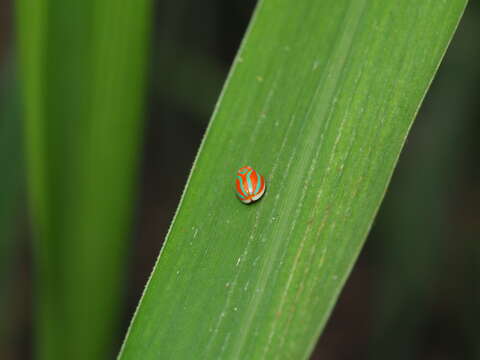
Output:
[235, 166, 266, 204]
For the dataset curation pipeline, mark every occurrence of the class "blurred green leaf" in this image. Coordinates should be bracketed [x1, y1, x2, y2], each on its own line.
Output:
[369, 6, 479, 358]
[16, 0, 152, 359]
[0, 57, 22, 355]
[119, 0, 467, 359]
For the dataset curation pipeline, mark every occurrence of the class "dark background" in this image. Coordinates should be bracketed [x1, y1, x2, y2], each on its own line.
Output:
[0, 1, 478, 359]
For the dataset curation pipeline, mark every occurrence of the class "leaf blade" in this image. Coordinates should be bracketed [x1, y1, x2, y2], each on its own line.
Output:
[119, 0, 467, 358]
[16, 0, 153, 358]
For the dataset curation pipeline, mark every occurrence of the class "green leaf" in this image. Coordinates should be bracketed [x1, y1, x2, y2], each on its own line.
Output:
[0, 57, 22, 351]
[370, 8, 480, 358]
[15, 0, 152, 359]
[118, 0, 467, 358]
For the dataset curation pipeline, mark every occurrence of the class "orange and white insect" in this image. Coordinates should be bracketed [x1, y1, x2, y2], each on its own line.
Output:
[235, 166, 266, 204]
